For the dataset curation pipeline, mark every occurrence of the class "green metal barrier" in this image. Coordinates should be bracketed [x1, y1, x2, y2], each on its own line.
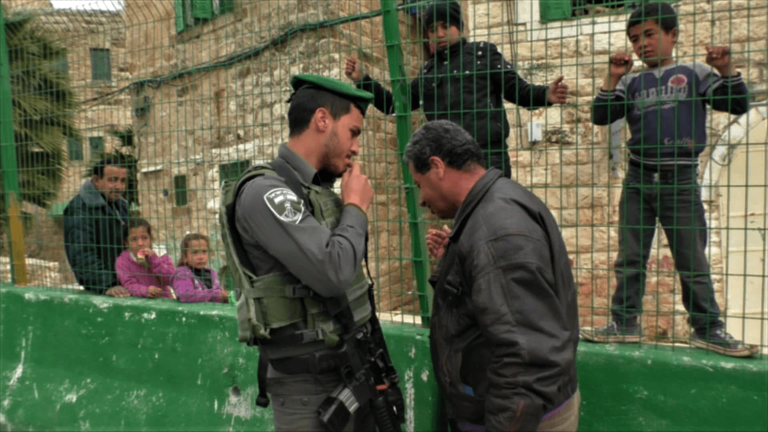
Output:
[0, 286, 442, 432]
[0, 0, 764, 349]
[1, 286, 766, 431]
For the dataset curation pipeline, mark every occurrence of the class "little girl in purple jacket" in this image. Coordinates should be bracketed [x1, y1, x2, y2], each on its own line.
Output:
[171, 233, 229, 303]
[116, 218, 175, 299]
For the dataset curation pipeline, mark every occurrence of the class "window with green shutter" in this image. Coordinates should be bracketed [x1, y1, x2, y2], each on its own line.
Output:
[540, 0, 679, 23]
[175, 0, 235, 33]
[539, 0, 573, 22]
[174, 175, 188, 207]
[219, 160, 251, 185]
[219, 0, 234, 14]
[89, 136, 104, 157]
[67, 138, 82, 161]
[192, 0, 214, 19]
[53, 56, 68, 76]
[90, 48, 111, 81]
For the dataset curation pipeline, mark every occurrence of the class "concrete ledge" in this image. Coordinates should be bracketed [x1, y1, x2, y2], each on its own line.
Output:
[1, 286, 766, 431]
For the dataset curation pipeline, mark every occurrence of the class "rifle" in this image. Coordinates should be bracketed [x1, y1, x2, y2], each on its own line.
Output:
[317, 284, 405, 432]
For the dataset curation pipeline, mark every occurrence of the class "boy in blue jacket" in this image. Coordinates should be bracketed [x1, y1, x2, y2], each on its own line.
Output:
[583, 2, 755, 357]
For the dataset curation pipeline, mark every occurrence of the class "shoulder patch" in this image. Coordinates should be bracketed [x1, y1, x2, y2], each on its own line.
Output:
[263, 188, 304, 224]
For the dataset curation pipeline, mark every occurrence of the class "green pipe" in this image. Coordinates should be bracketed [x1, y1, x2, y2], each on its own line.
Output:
[0, 3, 18, 197]
[380, 0, 432, 327]
[0, 1, 27, 285]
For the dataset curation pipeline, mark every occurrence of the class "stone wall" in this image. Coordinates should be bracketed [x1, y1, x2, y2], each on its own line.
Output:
[1, 0, 50, 15]
[462, 0, 767, 340]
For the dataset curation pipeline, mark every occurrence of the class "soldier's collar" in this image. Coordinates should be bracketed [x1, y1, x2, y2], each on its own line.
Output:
[278, 145, 317, 185]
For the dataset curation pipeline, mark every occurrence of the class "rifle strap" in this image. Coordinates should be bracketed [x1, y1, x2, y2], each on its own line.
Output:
[256, 352, 270, 407]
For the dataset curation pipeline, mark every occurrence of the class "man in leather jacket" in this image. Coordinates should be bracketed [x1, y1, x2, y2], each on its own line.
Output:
[405, 120, 580, 431]
[345, 0, 568, 178]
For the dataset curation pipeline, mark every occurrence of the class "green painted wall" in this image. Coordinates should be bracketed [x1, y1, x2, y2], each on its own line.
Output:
[0, 287, 441, 432]
[578, 344, 767, 431]
[1, 286, 766, 431]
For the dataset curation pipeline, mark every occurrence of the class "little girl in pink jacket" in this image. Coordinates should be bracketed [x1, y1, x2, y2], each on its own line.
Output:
[115, 218, 175, 299]
[171, 233, 229, 303]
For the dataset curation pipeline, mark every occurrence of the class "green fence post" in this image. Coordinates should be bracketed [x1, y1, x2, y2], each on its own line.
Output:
[380, 0, 432, 326]
[0, 1, 29, 285]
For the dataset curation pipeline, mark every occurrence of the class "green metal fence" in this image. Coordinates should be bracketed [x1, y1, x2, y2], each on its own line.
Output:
[1, 0, 766, 353]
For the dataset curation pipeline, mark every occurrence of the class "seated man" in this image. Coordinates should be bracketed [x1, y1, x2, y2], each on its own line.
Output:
[63, 158, 130, 297]
[406, 120, 580, 431]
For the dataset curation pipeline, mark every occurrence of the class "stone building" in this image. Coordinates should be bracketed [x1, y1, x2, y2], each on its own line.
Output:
[116, 0, 422, 312]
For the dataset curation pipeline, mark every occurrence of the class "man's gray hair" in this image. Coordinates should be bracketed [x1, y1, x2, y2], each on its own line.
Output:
[404, 120, 483, 174]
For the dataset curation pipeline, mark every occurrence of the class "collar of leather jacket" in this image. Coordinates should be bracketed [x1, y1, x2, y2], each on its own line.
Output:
[450, 168, 503, 241]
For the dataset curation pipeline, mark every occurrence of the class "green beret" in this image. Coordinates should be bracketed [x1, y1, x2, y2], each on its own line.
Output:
[289, 74, 374, 114]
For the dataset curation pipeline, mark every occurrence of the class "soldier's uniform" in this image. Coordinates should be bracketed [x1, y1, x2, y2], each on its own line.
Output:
[223, 75, 384, 432]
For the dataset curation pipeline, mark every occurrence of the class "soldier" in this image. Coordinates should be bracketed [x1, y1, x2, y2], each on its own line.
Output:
[220, 75, 403, 432]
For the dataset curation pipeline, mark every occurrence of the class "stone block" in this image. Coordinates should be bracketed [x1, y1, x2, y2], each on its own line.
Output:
[526, 21, 580, 42]
[469, 2, 508, 31]
[592, 31, 633, 55]
[514, 0, 539, 25]
[531, 186, 567, 209]
[559, 148, 593, 166]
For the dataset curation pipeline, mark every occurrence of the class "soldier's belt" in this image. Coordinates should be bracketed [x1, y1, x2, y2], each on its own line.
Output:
[269, 349, 345, 375]
[268, 321, 373, 375]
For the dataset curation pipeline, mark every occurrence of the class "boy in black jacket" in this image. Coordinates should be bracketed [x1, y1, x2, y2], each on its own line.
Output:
[345, 0, 567, 178]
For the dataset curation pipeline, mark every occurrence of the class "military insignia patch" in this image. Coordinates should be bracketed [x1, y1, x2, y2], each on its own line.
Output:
[264, 188, 304, 224]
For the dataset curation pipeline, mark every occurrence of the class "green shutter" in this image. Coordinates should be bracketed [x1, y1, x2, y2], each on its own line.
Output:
[67, 138, 82, 161]
[219, 0, 234, 14]
[90, 48, 111, 81]
[53, 55, 68, 75]
[175, 0, 186, 32]
[174, 175, 188, 207]
[539, 0, 573, 22]
[597, 0, 629, 8]
[192, 0, 214, 19]
[89, 136, 104, 156]
[219, 160, 251, 185]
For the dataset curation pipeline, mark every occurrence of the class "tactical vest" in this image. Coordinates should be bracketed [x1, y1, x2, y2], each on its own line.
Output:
[220, 161, 372, 349]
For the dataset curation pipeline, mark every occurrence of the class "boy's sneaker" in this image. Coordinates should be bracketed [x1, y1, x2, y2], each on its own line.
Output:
[691, 328, 758, 358]
[580, 321, 641, 343]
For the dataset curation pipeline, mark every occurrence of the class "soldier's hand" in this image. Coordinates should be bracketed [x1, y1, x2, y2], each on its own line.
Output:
[547, 76, 568, 104]
[345, 57, 363, 82]
[341, 162, 374, 212]
[426, 225, 451, 259]
[221, 290, 230, 304]
[105, 286, 130, 298]
[147, 286, 164, 299]
[705, 45, 734, 76]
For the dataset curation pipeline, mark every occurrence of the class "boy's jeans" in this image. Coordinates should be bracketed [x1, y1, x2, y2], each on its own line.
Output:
[612, 163, 724, 333]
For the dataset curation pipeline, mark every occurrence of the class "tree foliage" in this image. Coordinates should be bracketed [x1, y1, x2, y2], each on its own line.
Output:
[1, 15, 80, 218]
